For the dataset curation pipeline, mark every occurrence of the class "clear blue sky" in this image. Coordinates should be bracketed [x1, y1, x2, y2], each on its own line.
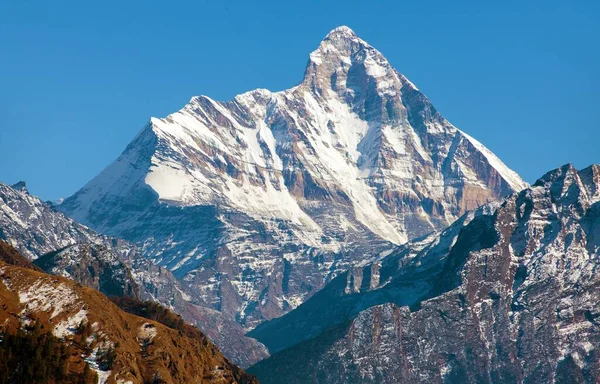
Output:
[1, 0, 598, 201]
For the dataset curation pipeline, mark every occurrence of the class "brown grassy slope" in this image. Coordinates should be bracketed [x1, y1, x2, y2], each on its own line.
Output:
[0, 261, 258, 384]
[110, 296, 195, 337]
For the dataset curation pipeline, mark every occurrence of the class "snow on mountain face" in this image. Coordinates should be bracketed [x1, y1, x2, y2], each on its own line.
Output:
[249, 164, 600, 383]
[60, 26, 526, 328]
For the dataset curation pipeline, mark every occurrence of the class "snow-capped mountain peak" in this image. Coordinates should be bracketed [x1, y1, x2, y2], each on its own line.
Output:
[60, 27, 527, 328]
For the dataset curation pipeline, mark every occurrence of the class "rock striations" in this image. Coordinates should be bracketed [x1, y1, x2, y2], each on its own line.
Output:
[0, 181, 129, 261]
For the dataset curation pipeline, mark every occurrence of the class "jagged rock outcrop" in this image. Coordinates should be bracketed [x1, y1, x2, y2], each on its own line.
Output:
[59, 26, 526, 329]
[249, 164, 600, 384]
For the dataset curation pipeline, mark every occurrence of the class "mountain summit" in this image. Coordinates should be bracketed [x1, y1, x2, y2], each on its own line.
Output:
[60, 27, 527, 329]
[305, 25, 416, 95]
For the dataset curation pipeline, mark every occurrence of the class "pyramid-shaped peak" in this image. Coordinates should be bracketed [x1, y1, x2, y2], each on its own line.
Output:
[305, 25, 397, 92]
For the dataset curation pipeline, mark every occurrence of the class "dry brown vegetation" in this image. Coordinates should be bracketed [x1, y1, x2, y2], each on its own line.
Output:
[0, 259, 258, 384]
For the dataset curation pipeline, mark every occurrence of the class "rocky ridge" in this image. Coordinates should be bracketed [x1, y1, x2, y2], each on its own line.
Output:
[249, 164, 600, 383]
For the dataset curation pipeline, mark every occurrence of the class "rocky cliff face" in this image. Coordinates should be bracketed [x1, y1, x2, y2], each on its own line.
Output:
[59, 26, 526, 329]
[249, 164, 600, 383]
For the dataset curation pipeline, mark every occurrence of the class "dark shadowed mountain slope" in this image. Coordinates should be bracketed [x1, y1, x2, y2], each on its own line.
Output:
[35, 243, 141, 298]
